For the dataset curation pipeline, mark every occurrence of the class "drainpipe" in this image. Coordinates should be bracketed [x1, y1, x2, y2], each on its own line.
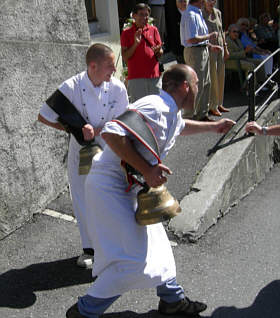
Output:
[249, 0, 253, 17]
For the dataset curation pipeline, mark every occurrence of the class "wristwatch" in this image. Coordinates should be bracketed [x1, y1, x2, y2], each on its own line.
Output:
[262, 126, 268, 135]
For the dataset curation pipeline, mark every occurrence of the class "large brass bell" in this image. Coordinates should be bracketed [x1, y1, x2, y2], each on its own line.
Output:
[79, 143, 103, 175]
[135, 185, 182, 225]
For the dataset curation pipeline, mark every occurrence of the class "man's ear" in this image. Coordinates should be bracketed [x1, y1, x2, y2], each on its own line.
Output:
[88, 61, 97, 71]
[180, 80, 189, 93]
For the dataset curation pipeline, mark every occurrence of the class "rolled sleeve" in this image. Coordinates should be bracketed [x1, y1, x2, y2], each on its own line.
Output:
[101, 121, 129, 137]
[39, 102, 59, 123]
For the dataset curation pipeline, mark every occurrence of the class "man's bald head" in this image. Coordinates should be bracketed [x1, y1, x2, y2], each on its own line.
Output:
[162, 64, 196, 93]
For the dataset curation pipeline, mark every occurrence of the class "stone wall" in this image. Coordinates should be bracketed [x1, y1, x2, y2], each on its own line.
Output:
[0, 0, 90, 239]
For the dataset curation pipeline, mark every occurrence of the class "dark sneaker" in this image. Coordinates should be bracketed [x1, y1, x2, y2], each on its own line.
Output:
[66, 303, 86, 318]
[158, 297, 207, 317]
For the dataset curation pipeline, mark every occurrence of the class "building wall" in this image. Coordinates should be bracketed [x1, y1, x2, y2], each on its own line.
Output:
[220, 0, 278, 30]
[0, 0, 122, 239]
[88, 1, 123, 78]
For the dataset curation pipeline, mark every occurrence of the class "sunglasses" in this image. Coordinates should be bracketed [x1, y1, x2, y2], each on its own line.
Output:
[231, 30, 239, 33]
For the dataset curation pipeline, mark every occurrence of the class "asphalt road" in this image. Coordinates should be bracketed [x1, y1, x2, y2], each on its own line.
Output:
[1, 164, 279, 318]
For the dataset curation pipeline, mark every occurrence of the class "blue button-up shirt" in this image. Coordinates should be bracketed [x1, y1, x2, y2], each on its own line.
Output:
[180, 4, 209, 48]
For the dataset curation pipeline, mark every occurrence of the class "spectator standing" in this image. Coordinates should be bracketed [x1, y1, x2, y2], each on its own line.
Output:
[255, 12, 278, 53]
[165, 0, 187, 63]
[180, 0, 221, 120]
[225, 24, 266, 87]
[121, 3, 163, 102]
[38, 44, 129, 268]
[148, 0, 166, 45]
[203, 0, 230, 117]
[237, 18, 273, 79]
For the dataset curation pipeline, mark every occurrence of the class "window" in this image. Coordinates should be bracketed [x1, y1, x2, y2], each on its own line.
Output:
[85, 0, 97, 22]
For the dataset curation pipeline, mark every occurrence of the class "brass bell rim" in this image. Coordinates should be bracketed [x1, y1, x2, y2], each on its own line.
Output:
[135, 184, 181, 225]
[135, 207, 182, 221]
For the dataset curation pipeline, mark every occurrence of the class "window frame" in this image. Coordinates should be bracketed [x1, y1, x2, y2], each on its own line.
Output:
[85, 0, 97, 22]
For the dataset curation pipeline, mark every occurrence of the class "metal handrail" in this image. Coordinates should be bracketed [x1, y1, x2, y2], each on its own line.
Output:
[207, 48, 280, 156]
[247, 48, 280, 121]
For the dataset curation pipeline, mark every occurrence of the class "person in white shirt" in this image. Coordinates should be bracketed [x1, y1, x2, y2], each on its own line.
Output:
[38, 43, 129, 268]
[66, 64, 235, 318]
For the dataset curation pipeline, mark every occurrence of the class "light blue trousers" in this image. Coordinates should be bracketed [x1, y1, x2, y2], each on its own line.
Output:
[78, 277, 185, 318]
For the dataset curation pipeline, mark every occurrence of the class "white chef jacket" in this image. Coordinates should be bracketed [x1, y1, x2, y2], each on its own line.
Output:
[84, 90, 185, 298]
[40, 71, 129, 249]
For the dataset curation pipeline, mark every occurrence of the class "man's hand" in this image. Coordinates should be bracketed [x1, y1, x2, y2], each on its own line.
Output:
[245, 45, 253, 53]
[210, 44, 223, 52]
[152, 44, 163, 59]
[215, 118, 236, 134]
[134, 29, 142, 46]
[143, 163, 172, 188]
[224, 46, 230, 61]
[82, 124, 95, 141]
[209, 32, 218, 41]
[245, 121, 262, 135]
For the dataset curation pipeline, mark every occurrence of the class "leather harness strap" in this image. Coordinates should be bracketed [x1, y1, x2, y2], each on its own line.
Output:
[46, 89, 88, 146]
[112, 109, 161, 192]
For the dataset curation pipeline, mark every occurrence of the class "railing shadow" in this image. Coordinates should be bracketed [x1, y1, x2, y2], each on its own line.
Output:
[0, 257, 93, 308]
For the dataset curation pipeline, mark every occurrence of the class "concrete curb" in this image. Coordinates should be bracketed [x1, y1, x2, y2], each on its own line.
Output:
[169, 99, 280, 242]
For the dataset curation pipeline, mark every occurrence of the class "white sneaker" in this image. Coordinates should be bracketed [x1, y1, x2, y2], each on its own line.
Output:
[76, 253, 94, 268]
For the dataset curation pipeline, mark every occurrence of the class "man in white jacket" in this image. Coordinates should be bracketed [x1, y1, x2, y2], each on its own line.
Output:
[38, 43, 129, 268]
[66, 64, 235, 318]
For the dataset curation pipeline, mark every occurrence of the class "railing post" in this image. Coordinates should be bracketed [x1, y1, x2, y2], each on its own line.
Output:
[248, 71, 255, 122]
[277, 50, 280, 99]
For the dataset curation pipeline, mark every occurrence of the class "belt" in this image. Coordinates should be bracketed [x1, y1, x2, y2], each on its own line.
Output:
[192, 44, 207, 48]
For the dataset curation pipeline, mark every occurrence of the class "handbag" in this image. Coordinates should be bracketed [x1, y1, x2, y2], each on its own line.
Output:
[159, 62, 165, 73]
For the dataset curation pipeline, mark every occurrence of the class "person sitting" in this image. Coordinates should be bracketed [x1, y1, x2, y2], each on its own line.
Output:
[254, 12, 278, 53]
[225, 24, 266, 90]
[237, 17, 273, 80]
[248, 17, 258, 43]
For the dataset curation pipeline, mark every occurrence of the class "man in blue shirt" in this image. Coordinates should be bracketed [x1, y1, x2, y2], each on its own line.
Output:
[180, 0, 221, 120]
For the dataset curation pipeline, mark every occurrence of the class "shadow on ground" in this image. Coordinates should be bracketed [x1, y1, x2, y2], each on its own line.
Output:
[205, 280, 280, 318]
[102, 281, 280, 318]
[0, 257, 93, 308]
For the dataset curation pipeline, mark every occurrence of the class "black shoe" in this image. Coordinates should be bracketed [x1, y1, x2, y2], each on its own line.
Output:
[158, 297, 207, 317]
[66, 303, 86, 318]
